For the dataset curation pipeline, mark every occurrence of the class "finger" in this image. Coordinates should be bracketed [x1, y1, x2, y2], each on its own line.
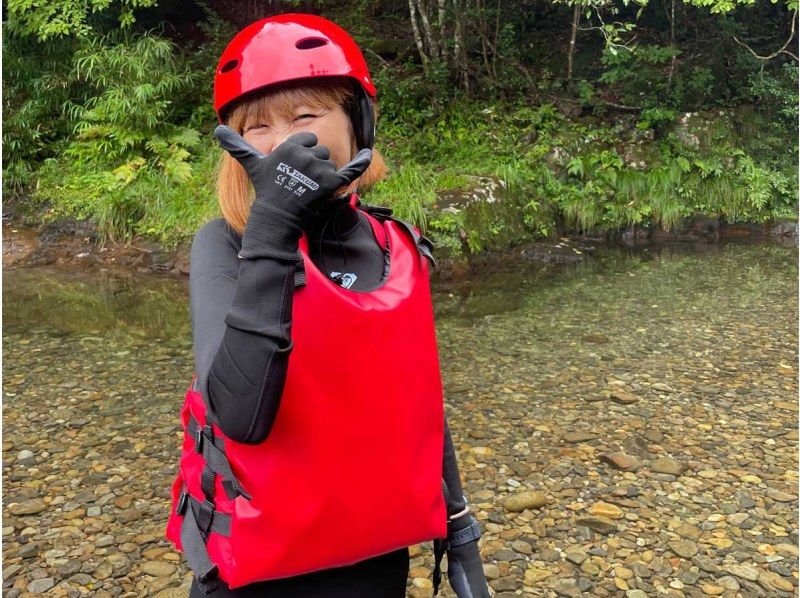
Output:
[284, 131, 318, 148]
[309, 145, 331, 161]
[334, 148, 373, 185]
[214, 125, 265, 171]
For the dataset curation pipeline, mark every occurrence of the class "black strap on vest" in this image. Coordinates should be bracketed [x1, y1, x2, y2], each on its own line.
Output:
[176, 487, 232, 593]
[357, 201, 437, 268]
[187, 417, 252, 501]
[178, 415, 250, 594]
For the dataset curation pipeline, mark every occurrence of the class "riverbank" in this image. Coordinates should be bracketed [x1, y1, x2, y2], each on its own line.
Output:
[3, 209, 797, 282]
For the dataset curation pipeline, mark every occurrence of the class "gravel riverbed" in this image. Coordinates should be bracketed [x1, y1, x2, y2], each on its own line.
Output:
[3, 241, 797, 597]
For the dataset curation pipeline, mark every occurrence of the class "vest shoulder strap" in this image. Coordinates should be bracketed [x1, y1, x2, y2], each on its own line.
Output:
[358, 202, 437, 268]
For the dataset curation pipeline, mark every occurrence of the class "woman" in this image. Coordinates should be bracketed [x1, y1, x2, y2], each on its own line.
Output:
[165, 14, 491, 598]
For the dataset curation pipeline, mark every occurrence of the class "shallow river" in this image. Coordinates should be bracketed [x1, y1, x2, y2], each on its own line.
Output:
[3, 241, 797, 597]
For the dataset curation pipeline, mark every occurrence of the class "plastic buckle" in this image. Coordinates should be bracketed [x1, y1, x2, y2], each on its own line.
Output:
[176, 490, 189, 515]
[197, 563, 219, 584]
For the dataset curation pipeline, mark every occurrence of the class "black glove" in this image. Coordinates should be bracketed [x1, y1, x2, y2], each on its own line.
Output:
[214, 125, 373, 262]
[446, 514, 491, 598]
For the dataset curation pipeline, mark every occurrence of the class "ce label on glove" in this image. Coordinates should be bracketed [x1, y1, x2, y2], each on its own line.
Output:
[275, 162, 320, 197]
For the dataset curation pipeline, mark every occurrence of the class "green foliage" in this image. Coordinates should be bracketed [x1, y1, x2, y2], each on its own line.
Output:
[747, 62, 799, 124]
[3, 33, 78, 194]
[366, 162, 435, 230]
[599, 44, 680, 106]
[7, 0, 159, 40]
[3, 1, 797, 253]
[32, 32, 213, 242]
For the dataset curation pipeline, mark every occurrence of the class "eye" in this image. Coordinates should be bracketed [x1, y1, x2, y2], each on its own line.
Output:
[294, 113, 317, 122]
[245, 123, 270, 133]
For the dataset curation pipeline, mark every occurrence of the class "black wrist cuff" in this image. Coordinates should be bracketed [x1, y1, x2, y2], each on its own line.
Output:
[446, 517, 481, 549]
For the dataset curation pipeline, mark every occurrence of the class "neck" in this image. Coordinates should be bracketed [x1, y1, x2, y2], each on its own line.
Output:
[307, 193, 360, 239]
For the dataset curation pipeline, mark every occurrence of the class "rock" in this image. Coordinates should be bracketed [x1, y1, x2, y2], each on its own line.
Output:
[525, 567, 553, 583]
[10, 499, 47, 515]
[482, 563, 500, 579]
[675, 523, 701, 540]
[564, 546, 588, 564]
[27, 578, 55, 593]
[504, 491, 548, 512]
[766, 489, 797, 502]
[775, 543, 799, 557]
[539, 548, 562, 562]
[725, 564, 760, 581]
[553, 578, 581, 597]
[116, 508, 142, 523]
[610, 390, 638, 404]
[649, 457, 684, 476]
[700, 583, 725, 595]
[668, 540, 699, 558]
[140, 561, 177, 577]
[759, 570, 794, 592]
[716, 575, 740, 591]
[739, 473, 762, 484]
[575, 515, 617, 534]
[728, 513, 749, 526]
[615, 565, 634, 580]
[562, 430, 596, 443]
[692, 555, 720, 573]
[600, 452, 638, 470]
[587, 502, 624, 519]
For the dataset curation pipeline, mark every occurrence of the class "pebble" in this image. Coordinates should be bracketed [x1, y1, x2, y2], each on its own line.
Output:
[600, 451, 638, 470]
[668, 539, 699, 558]
[564, 546, 588, 564]
[10, 499, 47, 516]
[140, 561, 177, 577]
[562, 430, 596, 443]
[649, 457, 685, 476]
[588, 501, 624, 519]
[575, 515, 617, 534]
[503, 491, 548, 512]
[26, 578, 55, 593]
[725, 563, 760, 581]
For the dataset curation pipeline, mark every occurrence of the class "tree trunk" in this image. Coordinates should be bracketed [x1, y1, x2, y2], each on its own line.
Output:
[453, 0, 470, 92]
[567, 2, 580, 80]
[409, 0, 431, 70]
[475, 0, 492, 76]
[438, 0, 446, 47]
[492, 0, 500, 77]
[667, 0, 677, 86]
[417, 0, 441, 60]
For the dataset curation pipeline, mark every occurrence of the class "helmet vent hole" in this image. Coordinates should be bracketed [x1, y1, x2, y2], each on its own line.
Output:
[220, 59, 239, 73]
[296, 37, 328, 50]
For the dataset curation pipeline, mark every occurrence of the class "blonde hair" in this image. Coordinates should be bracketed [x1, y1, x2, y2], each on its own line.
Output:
[216, 78, 389, 235]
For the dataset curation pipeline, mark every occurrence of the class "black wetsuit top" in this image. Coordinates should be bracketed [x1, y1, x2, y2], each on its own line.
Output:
[188, 196, 467, 596]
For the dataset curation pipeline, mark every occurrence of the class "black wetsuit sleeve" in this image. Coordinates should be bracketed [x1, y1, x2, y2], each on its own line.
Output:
[189, 218, 295, 444]
[443, 410, 469, 525]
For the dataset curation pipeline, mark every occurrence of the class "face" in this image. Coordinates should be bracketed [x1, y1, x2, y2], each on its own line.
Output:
[241, 102, 355, 170]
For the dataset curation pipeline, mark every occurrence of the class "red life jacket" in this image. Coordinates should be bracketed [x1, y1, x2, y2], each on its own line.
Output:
[165, 202, 446, 591]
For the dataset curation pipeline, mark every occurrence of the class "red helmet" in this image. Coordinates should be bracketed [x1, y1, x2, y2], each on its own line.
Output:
[214, 13, 377, 149]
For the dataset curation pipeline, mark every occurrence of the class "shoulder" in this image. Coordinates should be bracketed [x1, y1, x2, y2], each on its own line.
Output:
[190, 218, 241, 279]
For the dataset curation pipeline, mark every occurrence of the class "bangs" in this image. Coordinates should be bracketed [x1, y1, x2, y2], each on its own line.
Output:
[226, 78, 355, 131]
